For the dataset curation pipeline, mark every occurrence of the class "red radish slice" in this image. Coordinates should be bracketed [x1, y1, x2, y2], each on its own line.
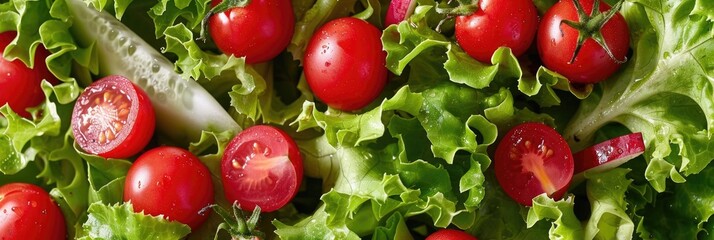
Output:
[385, 0, 417, 27]
[573, 132, 645, 178]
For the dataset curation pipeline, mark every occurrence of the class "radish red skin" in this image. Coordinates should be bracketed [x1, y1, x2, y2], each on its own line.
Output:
[385, 0, 416, 26]
[574, 132, 644, 175]
[494, 122, 574, 206]
[426, 229, 478, 240]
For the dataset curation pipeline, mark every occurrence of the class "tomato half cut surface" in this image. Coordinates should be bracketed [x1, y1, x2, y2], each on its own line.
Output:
[494, 122, 574, 206]
[71, 75, 155, 159]
[221, 125, 303, 212]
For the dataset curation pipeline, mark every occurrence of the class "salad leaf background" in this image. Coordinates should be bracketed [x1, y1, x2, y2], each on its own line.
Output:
[0, 0, 712, 239]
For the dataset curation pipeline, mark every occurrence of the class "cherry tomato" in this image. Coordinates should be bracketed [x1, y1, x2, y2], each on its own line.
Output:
[0, 183, 66, 240]
[426, 229, 478, 240]
[537, 0, 630, 84]
[494, 122, 574, 206]
[221, 125, 303, 212]
[303, 17, 388, 111]
[124, 146, 214, 229]
[71, 75, 155, 159]
[209, 0, 295, 64]
[0, 31, 59, 118]
[454, 0, 539, 63]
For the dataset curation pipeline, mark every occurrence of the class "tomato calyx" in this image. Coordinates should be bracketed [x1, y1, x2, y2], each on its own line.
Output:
[198, 0, 251, 42]
[561, 0, 627, 64]
[201, 202, 264, 240]
[434, 0, 479, 31]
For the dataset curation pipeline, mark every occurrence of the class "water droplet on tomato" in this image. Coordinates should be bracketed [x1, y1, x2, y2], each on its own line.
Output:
[324, 62, 331, 67]
[2, 209, 6, 214]
[137, 181, 142, 189]
[11, 207, 17, 212]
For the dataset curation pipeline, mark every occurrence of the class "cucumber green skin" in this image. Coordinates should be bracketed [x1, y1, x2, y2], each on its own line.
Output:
[66, 0, 240, 143]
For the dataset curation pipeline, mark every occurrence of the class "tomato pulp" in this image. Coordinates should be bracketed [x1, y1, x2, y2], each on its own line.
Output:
[221, 125, 303, 212]
[494, 122, 574, 206]
[71, 75, 155, 159]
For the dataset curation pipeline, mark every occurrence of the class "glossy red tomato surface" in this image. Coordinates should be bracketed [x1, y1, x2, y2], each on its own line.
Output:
[221, 125, 303, 212]
[123, 146, 214, 229]
[0, 183, 66, 240]
[426, 229, 478, 240]
[209, 0, 295, 64]
[0, 31, 59, 118]
[537, 0, 630, 84]
[71, 75, 155, 159]
[494, 122, 574, 206]
[303, 17, 388, 111]
[455, 0, 539, 63]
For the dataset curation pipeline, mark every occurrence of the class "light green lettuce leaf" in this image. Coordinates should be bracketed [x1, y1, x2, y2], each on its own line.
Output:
[583, 169, 634, 240]
[371, 212, 414, 240]
[527, 195, 584, 240]
[79, 202, 191, 240]
[563, 0, 714, 192]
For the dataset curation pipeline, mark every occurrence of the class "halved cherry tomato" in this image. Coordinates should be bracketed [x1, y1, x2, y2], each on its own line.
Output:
[303, 17, 388, 111]
[494, 122, 574, 206]
[71, 75, 155, 159]
[426, 229, 478, 240]
[537, 0, 630, 84]
[0, 31, 59, 118]
[209, 0, 295, 64]
[454, 0, 539, 63]
[221, 125, 303, 212]
[0, 183, 66, 240]
[124, 146, 214, 229]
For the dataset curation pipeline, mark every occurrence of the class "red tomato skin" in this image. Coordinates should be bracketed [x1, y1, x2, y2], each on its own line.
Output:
[0, 183, 66, 240]
[124, 146, 214, 229]
[537, 0, 630, 84]
[0, 31, 59, 118]
[494, 122, 574, 206]
[71, 75, 156, 159]
[209, 0, 295, 64]
[304, 17, 388, 111]
[426, 229, 478, 240]
[221, 125, 303, 212]
[455, 0, 539, 63]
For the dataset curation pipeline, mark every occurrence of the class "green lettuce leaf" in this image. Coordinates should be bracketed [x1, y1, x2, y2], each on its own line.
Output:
[583, 169, 635, 240]
[78, 202, 191, 240]
[526, 195, 584, 240]
[563, 0, 714, 192]
[638, 164, 714, 239]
